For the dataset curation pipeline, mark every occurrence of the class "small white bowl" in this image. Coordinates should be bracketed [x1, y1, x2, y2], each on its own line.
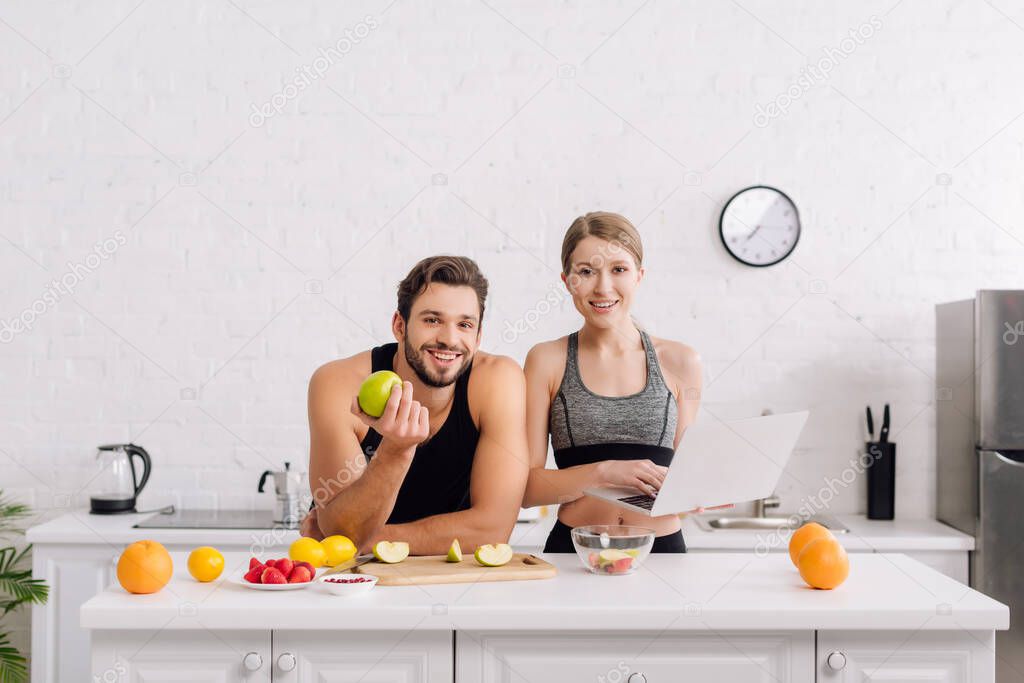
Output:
[318, 573, 378, 596]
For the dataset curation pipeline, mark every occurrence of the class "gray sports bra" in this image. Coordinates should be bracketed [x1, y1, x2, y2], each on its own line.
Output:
[548, 329, 678, 469]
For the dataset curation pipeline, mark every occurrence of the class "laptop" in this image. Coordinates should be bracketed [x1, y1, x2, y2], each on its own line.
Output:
[583, 410, 809, 516]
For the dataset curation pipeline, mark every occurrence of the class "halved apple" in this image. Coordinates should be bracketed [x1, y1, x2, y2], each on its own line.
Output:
[446, 539, 463, 563]
[474, 543, 513, 567]
[372, 541, 410, 564]
[598, 549, 631, 565]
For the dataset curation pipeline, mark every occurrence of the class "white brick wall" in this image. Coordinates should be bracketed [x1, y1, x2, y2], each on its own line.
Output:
[2, 1, 1023, 636]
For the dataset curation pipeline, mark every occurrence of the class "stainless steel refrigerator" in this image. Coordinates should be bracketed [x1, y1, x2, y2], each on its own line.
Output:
[938, 290, 1024, 683]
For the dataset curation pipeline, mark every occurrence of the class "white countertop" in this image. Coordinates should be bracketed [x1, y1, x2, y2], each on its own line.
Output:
[24, 510, 543, 549]
[25, 509, 302, 548]
[29, 510, 975, 553]
[80, 551, 1007, 632]
[680, 514, 975, 552]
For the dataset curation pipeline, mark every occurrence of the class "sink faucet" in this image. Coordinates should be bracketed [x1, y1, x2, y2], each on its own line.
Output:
[753, 495, 780, 518]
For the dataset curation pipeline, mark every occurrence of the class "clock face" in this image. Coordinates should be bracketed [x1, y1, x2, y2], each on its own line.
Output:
[719, 186, 800, 267]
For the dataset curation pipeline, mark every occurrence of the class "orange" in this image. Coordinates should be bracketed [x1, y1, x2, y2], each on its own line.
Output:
[788, 522, 834, 567]
[797, 536, 850, 590]
[117, 540, 173, 594]
[320, 535, 357, 566]
[290, 537, 327, 568]
[187, 546, 225, 582]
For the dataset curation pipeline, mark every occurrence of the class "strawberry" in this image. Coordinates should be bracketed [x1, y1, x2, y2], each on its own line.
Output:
[287, 566, 312, 583]
[294, 560, 314, 575]
[260, 567, 287, 584]
[243, 567, 264, 584]
[275, 559, 294, 576]
[264, 559, 277, 568]
[248, 558, 263, 571]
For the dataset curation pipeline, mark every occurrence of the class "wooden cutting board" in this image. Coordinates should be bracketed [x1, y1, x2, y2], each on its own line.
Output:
[352, 553, 557, 586]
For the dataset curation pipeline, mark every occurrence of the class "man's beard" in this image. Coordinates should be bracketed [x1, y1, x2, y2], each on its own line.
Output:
[403, 333, 473, 388]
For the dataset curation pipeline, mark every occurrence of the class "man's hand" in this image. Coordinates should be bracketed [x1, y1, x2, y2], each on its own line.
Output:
[350, 380, 429, 452]
[300, 507, 325, 540]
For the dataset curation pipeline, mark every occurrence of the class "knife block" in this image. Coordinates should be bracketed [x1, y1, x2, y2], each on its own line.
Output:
[865, 441, 896, 520]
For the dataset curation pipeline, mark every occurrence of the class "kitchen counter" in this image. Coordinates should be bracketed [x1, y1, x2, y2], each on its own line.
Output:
[29, 510, 979, 682]
[79, 551, 1008, 682]
[81, 551, 1004, 632]
[26, 510, 974, 551]
[680, 513, 975, 552]
[26, 509, 544, 547]
[26, 509, 298, 547]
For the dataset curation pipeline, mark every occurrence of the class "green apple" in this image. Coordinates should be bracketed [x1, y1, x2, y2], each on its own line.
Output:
[474, 543, 513, 567]
[598, 549, 631, 566]
[372, 540, 409, 564]
[446, 539, 463, 562]
[358, 371, 403, 418]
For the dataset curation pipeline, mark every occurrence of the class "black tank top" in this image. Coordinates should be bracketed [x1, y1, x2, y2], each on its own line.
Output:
[359, 343, 479, 524]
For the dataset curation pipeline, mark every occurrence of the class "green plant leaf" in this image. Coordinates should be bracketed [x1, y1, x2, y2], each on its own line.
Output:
[0, 491, 31, 538]
[0, 547, 47, 607]
[0, 631, 28, 683]
[0, 490, 46, 683]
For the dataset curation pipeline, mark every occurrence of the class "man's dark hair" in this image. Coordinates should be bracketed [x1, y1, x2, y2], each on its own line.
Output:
[396, 255, 488, 324]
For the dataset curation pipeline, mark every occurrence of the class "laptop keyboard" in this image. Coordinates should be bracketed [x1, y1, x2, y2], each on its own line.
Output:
[617, 494, 656, 510]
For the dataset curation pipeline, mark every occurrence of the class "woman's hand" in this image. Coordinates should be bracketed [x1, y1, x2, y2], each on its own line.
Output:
[350, 381, 429, 453]
[598, 459, 667, 497]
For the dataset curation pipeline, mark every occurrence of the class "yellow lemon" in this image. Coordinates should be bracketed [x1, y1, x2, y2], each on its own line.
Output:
[290, 537, 327, 568]
[186, 546, 224, 583]
[320, 535, 358, 566]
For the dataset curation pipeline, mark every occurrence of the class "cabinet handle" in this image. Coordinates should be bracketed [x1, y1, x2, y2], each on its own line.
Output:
[627, 673, 647, 683]
[277, 652, 297, 672]
[242, 652, 263, 671]
[826, 651, 847, 670]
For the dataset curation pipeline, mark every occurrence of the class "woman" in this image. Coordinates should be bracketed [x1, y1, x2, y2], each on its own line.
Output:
[523, 211, 707, 553]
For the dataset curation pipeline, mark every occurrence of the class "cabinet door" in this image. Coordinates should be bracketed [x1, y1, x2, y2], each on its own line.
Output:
[272, 630, 452, 683]
[91, 629, 272, 682]
[456, 630, 814, 683]
[817, 630, 995, 682]
[33, 543, 118, 683]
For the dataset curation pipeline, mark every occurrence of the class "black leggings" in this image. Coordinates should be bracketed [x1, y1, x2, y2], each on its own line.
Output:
[543, 519, 687, 554]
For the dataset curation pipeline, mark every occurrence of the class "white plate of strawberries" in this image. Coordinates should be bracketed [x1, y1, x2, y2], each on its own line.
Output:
[235, 557, 318, 590]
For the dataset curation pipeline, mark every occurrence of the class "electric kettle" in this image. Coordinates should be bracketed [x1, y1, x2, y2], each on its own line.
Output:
[89, 443, 153, 514]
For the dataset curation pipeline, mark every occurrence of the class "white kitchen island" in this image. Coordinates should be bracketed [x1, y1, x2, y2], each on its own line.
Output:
[80, 551, 1008, 683]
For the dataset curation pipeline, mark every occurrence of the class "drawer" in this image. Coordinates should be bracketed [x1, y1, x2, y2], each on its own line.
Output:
[456, 630, 814, 683]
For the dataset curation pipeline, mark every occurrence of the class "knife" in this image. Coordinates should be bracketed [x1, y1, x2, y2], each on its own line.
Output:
[879, 404, 890, 443]
[866, 406, 875, 441]
[322, 554, 375, 576]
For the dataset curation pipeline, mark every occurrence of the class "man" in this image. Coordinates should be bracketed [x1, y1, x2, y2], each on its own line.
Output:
[301, 255, 529, 555]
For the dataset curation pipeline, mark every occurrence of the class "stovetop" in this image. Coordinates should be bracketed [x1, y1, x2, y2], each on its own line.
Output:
[134, 508, 294, 530]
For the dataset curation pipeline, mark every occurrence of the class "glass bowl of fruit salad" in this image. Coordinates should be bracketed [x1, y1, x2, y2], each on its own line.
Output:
[571, 525, 655, 575]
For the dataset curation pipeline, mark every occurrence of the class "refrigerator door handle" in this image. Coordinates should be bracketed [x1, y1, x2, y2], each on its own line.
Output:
[991, 450, 1024, 467]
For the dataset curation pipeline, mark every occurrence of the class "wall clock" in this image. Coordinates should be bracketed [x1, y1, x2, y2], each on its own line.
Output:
[719, 186, 800, 267]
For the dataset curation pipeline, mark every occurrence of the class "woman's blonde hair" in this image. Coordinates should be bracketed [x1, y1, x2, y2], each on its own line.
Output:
[560, 211, 644, 276]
